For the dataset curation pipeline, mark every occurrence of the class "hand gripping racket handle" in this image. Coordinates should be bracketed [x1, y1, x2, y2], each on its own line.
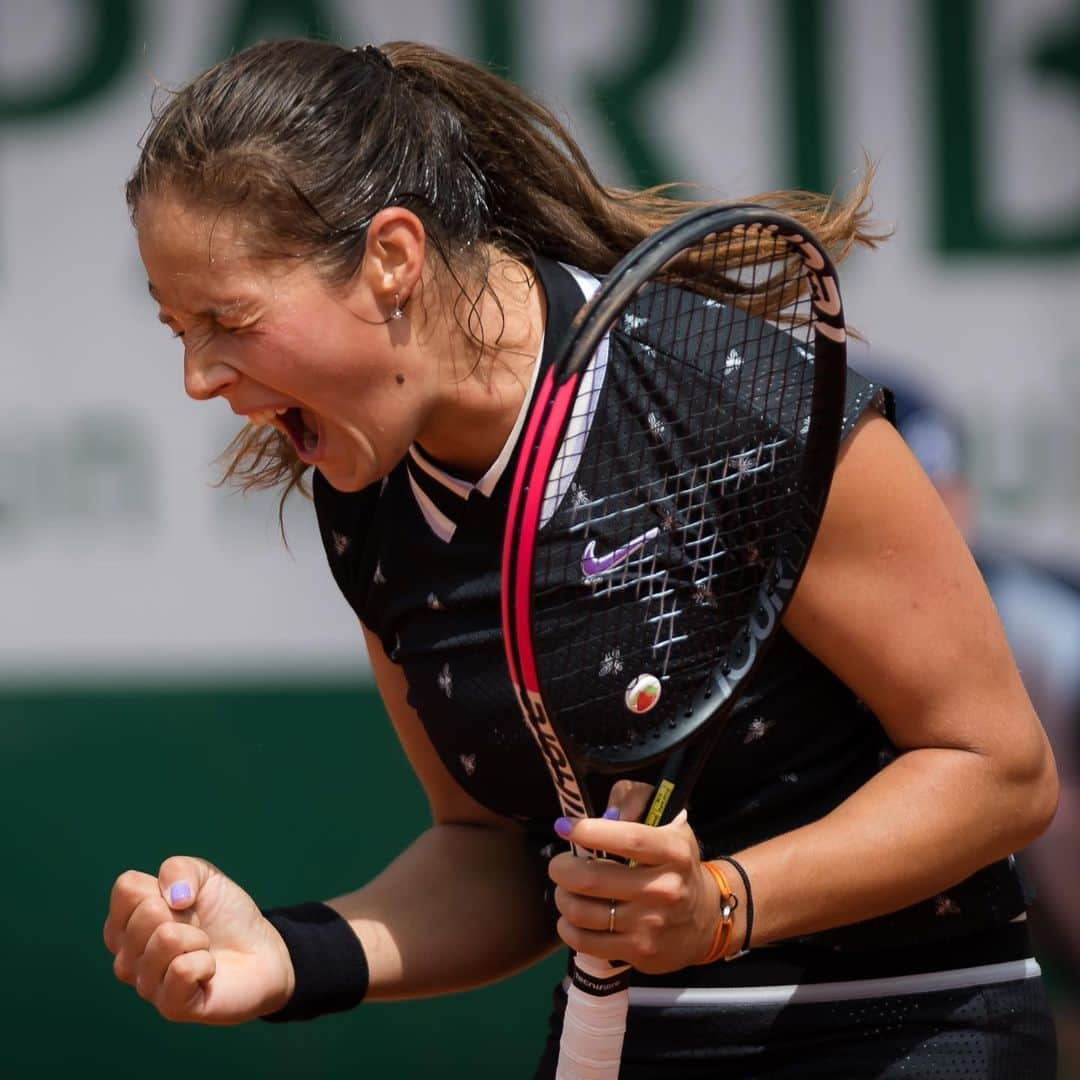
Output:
[557, 750, 706, 1079]
[557, 954, 631, 1080]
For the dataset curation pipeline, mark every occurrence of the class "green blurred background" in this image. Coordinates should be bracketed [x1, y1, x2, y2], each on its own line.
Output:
[0, 684, 563, 1076]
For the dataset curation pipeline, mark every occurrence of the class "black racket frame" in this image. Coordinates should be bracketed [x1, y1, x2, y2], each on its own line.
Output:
[504, 205, 848, 823]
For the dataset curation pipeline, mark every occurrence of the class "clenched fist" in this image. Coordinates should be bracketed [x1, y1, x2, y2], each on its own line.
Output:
[103, 856, 294, 1024]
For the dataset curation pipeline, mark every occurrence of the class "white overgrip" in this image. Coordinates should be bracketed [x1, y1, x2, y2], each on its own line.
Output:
[556, 953, 631, 1080]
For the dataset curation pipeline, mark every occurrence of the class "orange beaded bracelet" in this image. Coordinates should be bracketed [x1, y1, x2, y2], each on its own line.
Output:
[696, 860, 739, 965]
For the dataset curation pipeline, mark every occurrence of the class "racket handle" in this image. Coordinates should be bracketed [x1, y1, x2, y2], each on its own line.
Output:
[639, 746, 691, 829]
[646, 727, 728, 829]
[556, 954, 631, 1080]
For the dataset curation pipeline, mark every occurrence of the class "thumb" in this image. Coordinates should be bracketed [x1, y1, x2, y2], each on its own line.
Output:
[158, 855, 216, 912]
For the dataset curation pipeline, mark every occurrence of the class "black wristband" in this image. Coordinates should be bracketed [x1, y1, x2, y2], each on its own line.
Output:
[260, 901, 369, 1022]
[716, 856, 754, 954]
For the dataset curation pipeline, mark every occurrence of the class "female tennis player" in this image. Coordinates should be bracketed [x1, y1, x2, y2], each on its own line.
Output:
[103, 40, 1060, 1077]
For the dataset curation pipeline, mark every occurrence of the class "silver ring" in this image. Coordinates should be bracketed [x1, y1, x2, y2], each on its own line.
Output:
[607, 900, 617, 933]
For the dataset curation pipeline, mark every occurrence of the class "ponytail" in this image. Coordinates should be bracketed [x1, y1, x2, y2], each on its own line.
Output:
[382, 40, 883, 276]
[129, 38, 885, 510]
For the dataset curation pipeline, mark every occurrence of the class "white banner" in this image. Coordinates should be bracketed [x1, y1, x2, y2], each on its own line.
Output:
[2, 0, 1077, 679]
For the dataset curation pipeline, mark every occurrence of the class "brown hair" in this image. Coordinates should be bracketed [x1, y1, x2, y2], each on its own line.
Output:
[127, 38, 883, 503]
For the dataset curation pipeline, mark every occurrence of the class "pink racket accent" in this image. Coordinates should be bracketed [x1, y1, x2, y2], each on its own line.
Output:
[511, 370, 582, 693]
[501, 367, 559, 692]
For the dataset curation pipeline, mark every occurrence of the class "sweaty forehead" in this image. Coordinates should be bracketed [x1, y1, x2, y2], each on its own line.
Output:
[137, 195, 254, 262]
[137, 196, 265, 310]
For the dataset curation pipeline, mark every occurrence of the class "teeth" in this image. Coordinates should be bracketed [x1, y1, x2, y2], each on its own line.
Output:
[248, 406, 291, 428]
[302, 429, 318, 452]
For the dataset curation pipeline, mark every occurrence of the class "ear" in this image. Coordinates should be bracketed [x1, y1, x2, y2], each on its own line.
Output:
[353, 207, 427, 315]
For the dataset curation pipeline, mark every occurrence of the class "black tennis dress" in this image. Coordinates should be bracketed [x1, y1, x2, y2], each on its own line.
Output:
[313, 258, 1056, 1078]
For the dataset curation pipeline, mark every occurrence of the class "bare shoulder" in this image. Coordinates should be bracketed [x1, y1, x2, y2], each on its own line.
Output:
[783, 411, 1039, 752]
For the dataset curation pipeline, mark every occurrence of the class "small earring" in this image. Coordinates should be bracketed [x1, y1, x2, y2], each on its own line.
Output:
[391, 292, 405, 321]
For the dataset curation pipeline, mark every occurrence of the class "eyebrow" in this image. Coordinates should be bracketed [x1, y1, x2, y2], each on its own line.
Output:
[147, 281, 251, 320]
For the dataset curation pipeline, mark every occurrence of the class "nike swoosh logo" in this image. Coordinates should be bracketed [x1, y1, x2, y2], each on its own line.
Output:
[581, 527, 661, 578]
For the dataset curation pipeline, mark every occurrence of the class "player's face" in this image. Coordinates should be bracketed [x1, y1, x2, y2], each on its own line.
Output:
[136, 194, 437, 492]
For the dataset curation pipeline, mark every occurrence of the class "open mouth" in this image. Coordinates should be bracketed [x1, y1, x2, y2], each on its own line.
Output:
[279, 407, 322, 461]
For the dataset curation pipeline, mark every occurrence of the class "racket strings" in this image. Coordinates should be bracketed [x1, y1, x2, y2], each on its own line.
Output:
[658, 226, 813, 332]
[529, 233, 825, 755]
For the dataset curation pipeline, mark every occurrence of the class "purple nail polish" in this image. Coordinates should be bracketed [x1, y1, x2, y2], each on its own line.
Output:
[554, 816, 574, 838]
[169, 882, 192, 904]
[602, 807, 621, 820]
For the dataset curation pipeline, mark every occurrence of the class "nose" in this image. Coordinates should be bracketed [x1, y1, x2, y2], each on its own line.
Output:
[184, 347, 239, 401]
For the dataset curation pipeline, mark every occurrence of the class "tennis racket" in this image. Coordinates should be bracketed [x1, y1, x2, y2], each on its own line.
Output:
[501, 206, 847, 1079]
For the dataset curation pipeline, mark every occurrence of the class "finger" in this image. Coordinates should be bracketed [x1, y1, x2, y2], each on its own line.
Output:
[554, 887, 642, 933]
[551, 854, 691, 913]
[158, 855, 216, 912]
[556, 810, 693, 866]
[157, 949, 215, 1022]
[104, 869, 159, 953]
[113, 894, 178, 983]
[136, 920, 212, 1002]
[556, 916, 636, 963]
[549, 851, 673, 901]
[123, 894, 181, 965]
[113, 949, 137, 986]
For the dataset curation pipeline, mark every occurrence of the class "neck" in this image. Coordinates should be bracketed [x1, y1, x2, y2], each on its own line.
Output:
[415, 257, 547, 481]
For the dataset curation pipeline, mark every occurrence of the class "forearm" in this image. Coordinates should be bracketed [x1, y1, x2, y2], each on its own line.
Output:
[326, 823, 559, 1000]
[732, 745, 1055, 949]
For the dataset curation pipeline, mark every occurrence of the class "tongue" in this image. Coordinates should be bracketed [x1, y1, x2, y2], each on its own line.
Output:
[281, 407, 317, 453]
[299, 409, 319, 451]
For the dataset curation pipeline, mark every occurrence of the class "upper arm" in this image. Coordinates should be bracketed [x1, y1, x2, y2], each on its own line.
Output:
[362, 626, 519, 830]
[783, 412, 1052, 779]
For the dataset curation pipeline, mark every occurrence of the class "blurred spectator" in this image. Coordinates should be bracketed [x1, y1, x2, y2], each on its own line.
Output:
[862, 357, 1080, 1057]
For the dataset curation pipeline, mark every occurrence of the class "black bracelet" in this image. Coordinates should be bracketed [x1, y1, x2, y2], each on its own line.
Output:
[260, 901, 369, 1022]
[716, 856, 753, 955]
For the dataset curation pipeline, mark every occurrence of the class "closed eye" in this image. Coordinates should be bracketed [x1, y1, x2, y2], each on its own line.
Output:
[160, 315, 250, 339]
[158, 315, 184, 339]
